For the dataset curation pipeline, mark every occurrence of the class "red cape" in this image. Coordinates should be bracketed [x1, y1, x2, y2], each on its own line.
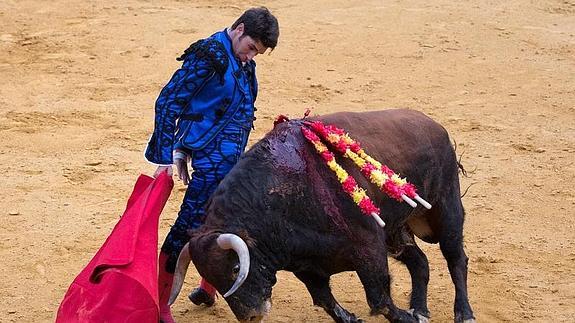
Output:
[56, 173, 173, 323]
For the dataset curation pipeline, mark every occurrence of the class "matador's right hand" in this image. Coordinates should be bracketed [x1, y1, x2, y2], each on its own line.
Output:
[153, 165, 173, 178]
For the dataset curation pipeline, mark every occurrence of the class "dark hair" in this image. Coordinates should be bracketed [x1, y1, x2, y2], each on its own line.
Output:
[231, 7, 279, 50]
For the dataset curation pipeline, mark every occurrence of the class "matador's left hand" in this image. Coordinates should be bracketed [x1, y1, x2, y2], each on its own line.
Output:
[173, 149, 191, 186]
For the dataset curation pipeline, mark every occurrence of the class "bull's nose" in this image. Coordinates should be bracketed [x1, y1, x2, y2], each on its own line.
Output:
[237, 299, 271, 322]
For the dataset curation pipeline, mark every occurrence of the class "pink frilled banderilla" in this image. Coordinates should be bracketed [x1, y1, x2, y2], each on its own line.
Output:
[301, 120, 432, 227]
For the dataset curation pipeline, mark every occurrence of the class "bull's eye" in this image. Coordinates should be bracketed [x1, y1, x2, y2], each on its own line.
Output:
[232, 264, 240, 275]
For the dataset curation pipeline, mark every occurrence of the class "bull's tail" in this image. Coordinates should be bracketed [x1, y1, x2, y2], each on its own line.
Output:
[452, 139, 469, 177]
[452, 139, 476, 199]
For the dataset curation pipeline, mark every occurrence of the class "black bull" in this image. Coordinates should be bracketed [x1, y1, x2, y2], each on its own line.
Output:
[171, 109, 476, 323]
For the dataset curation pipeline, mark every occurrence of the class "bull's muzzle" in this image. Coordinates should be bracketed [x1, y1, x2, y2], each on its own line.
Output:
[237, 299, 272, 323]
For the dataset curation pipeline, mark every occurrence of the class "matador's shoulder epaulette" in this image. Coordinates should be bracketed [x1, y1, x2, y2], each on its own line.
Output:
[177, 38, 228, 79]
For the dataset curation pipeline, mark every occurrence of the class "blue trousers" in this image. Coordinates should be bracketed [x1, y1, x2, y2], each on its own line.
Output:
[161, 121, 249, 272]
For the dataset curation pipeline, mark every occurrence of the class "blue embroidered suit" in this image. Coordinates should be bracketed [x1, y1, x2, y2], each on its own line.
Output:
[145, 30, 257, 271]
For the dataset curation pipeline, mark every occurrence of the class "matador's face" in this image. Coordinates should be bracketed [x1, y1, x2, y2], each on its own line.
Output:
[229, 23, 267, 63]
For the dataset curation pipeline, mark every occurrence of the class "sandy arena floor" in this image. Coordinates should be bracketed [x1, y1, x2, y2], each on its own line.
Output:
[0, 0, 574, 322]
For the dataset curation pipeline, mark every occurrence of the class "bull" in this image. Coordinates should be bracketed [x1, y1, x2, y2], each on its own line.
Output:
[170, 109, 476, 323]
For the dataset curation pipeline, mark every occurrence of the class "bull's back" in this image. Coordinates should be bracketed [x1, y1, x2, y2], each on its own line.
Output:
[312, 109, 453, 170]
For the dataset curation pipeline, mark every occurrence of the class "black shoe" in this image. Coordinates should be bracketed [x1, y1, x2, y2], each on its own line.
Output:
[188, 288, 215, 307]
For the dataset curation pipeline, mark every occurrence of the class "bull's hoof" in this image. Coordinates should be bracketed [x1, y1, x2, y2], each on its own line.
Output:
[455, 312, 476, 323]
[415, 313, 430, 323]
[331, 303, 363, 323]
[408, 308, 430, 323]
[188, 288, 215, 307]
[394, 309, 418, 323]
[346, 313, 363, 323]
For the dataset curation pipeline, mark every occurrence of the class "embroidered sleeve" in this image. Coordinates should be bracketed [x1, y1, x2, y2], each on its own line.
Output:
[145, 39, 229, 164]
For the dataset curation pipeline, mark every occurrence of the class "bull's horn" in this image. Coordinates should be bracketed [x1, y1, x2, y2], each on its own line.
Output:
[168, 242, 191, 305]
[216, 233, 250, 298]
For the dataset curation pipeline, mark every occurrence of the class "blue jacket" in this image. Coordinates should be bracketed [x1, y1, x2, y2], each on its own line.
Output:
[145, 30, 257, 165]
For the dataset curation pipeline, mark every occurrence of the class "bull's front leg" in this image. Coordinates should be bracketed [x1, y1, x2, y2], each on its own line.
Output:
[356, 254, 417, 323]
[294, 271, 363, 323]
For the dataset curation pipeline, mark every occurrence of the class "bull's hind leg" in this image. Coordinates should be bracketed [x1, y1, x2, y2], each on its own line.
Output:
[294, 271, 363, 323]
[437, 197, 476, 323]
[394, 242, 431, 322]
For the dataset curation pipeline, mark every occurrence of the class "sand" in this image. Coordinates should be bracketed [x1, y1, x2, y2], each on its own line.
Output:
[1, 0, 574, 322]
